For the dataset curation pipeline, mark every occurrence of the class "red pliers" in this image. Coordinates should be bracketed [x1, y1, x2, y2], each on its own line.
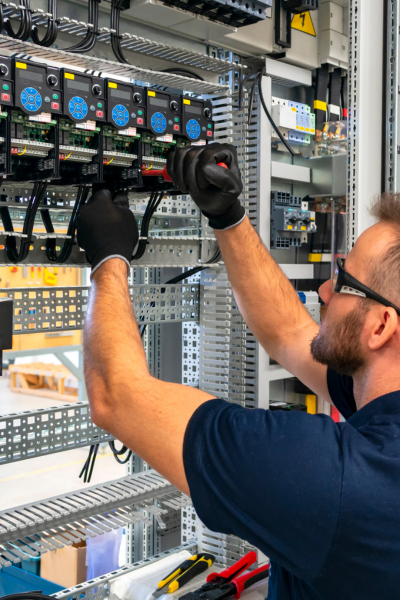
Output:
[179, 551, 269, 600]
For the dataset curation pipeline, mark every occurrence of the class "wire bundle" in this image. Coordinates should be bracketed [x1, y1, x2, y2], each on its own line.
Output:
[31, 0, 58, 47]
[65, 0, 100, 53]
[239, 66, 295, 157]
[109, 440, 132, 464]
[0, 181, 48, 264]
[110, 0, 129, 63]
[41, 185, 90, 264]
[4, 0, 32, 40]
[132, 190, 164, 261]
[79, 443, 99, 483]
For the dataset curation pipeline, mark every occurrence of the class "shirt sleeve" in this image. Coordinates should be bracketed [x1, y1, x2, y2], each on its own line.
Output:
[184, 399, 344, 583]
[327, 369, 356, 419]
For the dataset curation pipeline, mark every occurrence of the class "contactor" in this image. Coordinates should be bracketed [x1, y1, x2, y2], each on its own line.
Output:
[270, 191, 316, 249]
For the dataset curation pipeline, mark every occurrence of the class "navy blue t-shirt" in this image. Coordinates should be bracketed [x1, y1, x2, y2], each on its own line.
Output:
[183, 369, 400, 599]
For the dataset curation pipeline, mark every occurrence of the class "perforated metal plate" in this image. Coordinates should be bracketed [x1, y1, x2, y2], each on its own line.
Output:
[1, 283, 199, 334]
[0, 402, 110, 465]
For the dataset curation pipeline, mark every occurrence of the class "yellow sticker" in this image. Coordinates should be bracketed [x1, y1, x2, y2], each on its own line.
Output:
[301, 226, 306, 231]
[314, 100, 327, 111]
[309, 253, 322, 263]
[183, 99, 191, 105]
[148, 91, 156, 97]
[16, 62, 27, 70]
[310, 128, 315, 134]
[305, 128, 310, 132]
[65, 72, 75, 80]
[287, 225, 293, 230]
[296, 125, 300, 130]
[291, 12, 316, 37]
[300, 127, 305, 131]
[108, 82, 117, 88]
[291, 107, 296, 112]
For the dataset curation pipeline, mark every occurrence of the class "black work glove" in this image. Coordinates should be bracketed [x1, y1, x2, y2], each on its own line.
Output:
[77, 188, 138, 276]
[166, 143, 244, 230]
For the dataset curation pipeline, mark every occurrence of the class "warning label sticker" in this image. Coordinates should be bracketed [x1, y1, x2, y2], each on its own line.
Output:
[291, 12, 316, 37]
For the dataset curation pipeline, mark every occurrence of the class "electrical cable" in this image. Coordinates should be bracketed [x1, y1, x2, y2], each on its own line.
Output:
[79, 443, 99, 483]
[257, 69, 295, 156]
[41, 185, 90, 263]
[0, 181, 48, 264]
[110, 0, 129, 64]
[31, 0, 58, 47]
[4, 0, 31, 40]
[132, 190, 165, 260]
[160, 68, 204, 81]
[65, 0, 99, 53]
[0, 594, 55, 600]
[139, 247, 222, 338]
[109, 440, 132, 464]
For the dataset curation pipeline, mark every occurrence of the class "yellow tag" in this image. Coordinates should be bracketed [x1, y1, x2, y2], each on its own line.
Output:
[301, 226, 306, 230]
[308, 253, 322, 263]
[296, 125, 300, 130]
[16, 62, 27, 70]
[314, 100, 327, 111]
[148, 91, 156, 97]
[287, 225, 293, 230]
[310, 128, 315, 133]
[305, 128, 310, 132]
[300, 127, 305, 131]
[108, 82, 117, 89]
[291, 107, 296, 112]
[183, 99, 191, 105]
[65, 72, 75, 80]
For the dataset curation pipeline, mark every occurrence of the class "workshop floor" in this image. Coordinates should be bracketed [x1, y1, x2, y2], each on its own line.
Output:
[0, 376, 123, 511]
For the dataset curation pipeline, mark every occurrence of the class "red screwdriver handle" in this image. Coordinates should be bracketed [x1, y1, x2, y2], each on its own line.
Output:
[141, 166, 172, 182]
[217, 162, 228, 169]
[233, 565, 270, 599]
[207, 551, 257, 583]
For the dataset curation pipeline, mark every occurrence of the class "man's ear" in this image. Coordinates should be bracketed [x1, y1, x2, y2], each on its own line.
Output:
[368, 307, 398, 350]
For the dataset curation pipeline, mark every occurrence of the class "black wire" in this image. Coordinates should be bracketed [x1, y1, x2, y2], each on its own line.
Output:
[132, 190, 164, 260]
[161, 68, 204, 81]
[0, 595, 55, 600]
[0, 181, 48, 264]
[110, 2, 129, 64]
[4, 0, 31, 40]
[41, 185, 90, 263]
[109, 441, 132, 464]
[257, 69, 295, 156]
[65, 0, 99, 53]
[31, 0, 58, 47]
[139, 248, 221, 338]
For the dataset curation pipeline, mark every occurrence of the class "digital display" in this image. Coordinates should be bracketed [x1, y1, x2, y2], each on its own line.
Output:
[186, 105, 201, 116]
[111, 88, 131, 100]
[150, 97, 168, 108]
[67, 80, 90, 92]
[20, 71, 44, 83]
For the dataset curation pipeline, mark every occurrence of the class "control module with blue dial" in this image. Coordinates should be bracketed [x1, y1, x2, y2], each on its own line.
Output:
[61, 70, 106, 124]
[106, 79, 146, 130]
[13, 58, 62, 117]
[182, 98, 213, 142]
[146, 90, 181, 136]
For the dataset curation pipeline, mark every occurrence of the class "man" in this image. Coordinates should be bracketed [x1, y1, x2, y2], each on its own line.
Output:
[77, 144, 400, 600]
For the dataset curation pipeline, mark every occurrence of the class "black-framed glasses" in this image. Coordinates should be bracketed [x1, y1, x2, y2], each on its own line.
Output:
[332, 257, 400, 316]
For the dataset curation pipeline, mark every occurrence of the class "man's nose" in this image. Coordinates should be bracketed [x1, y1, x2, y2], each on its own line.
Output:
[319, 279, 333, 305]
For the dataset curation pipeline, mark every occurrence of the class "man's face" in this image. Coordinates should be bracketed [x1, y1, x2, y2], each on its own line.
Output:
[311, 223, 394, 376]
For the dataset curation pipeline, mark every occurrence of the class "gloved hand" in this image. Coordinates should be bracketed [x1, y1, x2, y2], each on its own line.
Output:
[77, 188, 138, 275]
[166, 143, 244, 230]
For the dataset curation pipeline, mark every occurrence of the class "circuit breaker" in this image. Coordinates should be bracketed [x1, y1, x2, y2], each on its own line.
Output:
[271, 192, 317, 249]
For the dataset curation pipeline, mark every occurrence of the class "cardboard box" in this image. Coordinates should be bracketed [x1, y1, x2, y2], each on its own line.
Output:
[41, 541, 87, 588]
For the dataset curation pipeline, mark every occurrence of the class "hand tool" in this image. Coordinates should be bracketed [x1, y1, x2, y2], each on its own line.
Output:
[179, 551, 269, 600]
[141, 163, 228, 183]
[152, 553, 216, 598]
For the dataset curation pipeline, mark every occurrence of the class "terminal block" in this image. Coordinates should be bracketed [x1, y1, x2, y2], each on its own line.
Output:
[59, 69, 106, 185]
[270, 191, 316, 249]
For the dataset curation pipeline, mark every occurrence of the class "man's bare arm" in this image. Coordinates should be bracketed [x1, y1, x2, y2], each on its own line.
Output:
[84, 259, 215, 495]
[215, 217, 331, 402]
